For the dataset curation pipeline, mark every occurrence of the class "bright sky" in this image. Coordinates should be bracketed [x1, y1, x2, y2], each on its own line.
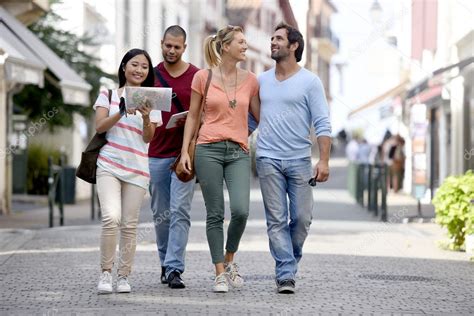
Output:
[330, 0, 408, 136]
[291, 0, 413, 139]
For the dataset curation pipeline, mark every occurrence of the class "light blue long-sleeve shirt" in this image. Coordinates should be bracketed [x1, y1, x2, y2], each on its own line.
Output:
[255, 67, 331, 160]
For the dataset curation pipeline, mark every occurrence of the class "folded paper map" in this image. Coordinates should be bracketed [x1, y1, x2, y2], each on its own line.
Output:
[124, 87, 172, 112]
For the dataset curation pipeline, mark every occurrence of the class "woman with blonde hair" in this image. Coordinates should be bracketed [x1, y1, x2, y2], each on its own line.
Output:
[179, 25, 260, 292]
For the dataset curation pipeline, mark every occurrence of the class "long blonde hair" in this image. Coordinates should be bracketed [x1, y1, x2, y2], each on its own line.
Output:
[204, 25, 244, 68]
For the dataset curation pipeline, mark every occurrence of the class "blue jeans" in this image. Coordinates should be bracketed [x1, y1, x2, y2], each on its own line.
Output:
[256, 157, 314, 281]
[149, 157, 195, 277]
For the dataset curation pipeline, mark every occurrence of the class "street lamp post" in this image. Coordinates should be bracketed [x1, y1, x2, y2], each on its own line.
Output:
[369, 0, 383, 24]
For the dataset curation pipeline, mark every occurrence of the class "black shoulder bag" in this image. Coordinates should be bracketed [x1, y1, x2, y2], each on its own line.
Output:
[75, 90, 112, 184]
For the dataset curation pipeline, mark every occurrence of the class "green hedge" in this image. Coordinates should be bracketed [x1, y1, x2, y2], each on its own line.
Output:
[27, 144, 61, 195]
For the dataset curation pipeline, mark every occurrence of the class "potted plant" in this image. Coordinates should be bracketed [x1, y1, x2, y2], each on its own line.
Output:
[432, 170, 474, 251]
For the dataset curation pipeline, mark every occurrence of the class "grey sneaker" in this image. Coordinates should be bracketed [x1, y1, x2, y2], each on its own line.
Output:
[276, 279, 295, 294]
[117, 275, 131, 293]
[97, 271, 113, 294]
[225, 262, 244, 288]
[213, 273, 229, 293]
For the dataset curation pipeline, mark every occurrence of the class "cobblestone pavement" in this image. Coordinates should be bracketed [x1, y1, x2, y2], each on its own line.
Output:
[0, 158, 473, 315]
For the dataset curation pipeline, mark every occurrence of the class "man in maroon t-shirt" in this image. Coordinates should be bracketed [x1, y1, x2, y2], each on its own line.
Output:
[149, 25, 199, 289]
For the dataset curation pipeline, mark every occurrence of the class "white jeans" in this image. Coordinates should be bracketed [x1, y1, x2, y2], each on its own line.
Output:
[96, 168, 146, 276]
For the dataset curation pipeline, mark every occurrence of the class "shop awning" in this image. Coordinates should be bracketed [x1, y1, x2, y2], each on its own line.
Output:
[406, 56, 474, 102]
[0, 6, 91, 105]
[433, 56, 474, 76]
[348, 79, 409, 118]
[0, 22, 45, 86]
[406, 85, 442, 106]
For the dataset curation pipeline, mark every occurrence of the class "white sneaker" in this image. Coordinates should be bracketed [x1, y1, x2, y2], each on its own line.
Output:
[225, 262, 244, 288]
[213, 273, 229, 293]
[97, 271, 113, 294]
[117, 275, 131, 293]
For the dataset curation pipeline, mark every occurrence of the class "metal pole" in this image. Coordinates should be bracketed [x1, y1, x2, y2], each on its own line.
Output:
[367, 165, 373, 211]
[417, 199, 422, 217]
[48, 156, 54, 228]
[362, 163, 369, 206]
[58, 155, 65, 226]
[357, 164, 363, 206]
[374, 168, 379, 217]
[380, 164, 388, 222]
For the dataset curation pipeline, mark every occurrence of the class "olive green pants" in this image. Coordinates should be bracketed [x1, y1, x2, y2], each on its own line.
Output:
[194, 141, 250, 264]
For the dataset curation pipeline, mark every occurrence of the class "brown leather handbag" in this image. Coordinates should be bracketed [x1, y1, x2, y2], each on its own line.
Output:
[171, 69, 212, 182]
[75, 132, 107, 184]
[75, 89, 112, 184]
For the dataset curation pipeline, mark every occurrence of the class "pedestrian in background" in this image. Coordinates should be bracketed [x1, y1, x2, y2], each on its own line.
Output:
[345, 136, 359, 162]
[148, 25, 200, 289]
[356, 139, 371, 164]
[382, 134, 406, 192]
[95, 49, 160, 294]
[389, 135, 405, 192]
[179, 25, 260, 293]
[256, 22, 331, 294]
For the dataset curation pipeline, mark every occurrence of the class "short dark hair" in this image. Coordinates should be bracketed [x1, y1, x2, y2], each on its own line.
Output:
[275, 22, 304, 62]
[163, 25, 187, 42]
[118, 48, 155, 88]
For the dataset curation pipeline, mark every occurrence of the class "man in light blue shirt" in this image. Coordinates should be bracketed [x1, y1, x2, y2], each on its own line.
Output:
[256, 22, 332, 294]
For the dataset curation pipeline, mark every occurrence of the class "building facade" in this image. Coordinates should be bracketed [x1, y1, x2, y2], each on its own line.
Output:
[115, 0, 226, 69]
[403, 0, 473, 200]
[0, 0, 91, 214]
[39, 0, 114, 201]
[306, 0, 338, 100]
[226, 0, 297, 74]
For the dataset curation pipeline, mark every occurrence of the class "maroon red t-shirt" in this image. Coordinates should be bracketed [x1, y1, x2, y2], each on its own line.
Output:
[148, 62, 200, 158]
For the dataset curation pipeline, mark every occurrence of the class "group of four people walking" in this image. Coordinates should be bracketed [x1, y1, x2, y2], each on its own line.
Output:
[93, 22, 331, 295]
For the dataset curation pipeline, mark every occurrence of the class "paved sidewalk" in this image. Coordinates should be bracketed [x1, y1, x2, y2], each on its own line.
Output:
[1, 220, 472, 315]
[0, 158, 473, 314]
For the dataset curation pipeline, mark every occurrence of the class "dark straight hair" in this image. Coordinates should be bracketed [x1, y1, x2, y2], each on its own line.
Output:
[275, 22, 304, 62]
[118, 48, 155, 88]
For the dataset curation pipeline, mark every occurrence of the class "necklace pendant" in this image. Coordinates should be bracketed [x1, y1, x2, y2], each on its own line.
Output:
[229, 99, 237, 109]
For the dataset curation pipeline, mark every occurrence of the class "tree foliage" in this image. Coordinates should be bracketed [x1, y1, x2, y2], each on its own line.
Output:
[13, 9, 115, 130]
